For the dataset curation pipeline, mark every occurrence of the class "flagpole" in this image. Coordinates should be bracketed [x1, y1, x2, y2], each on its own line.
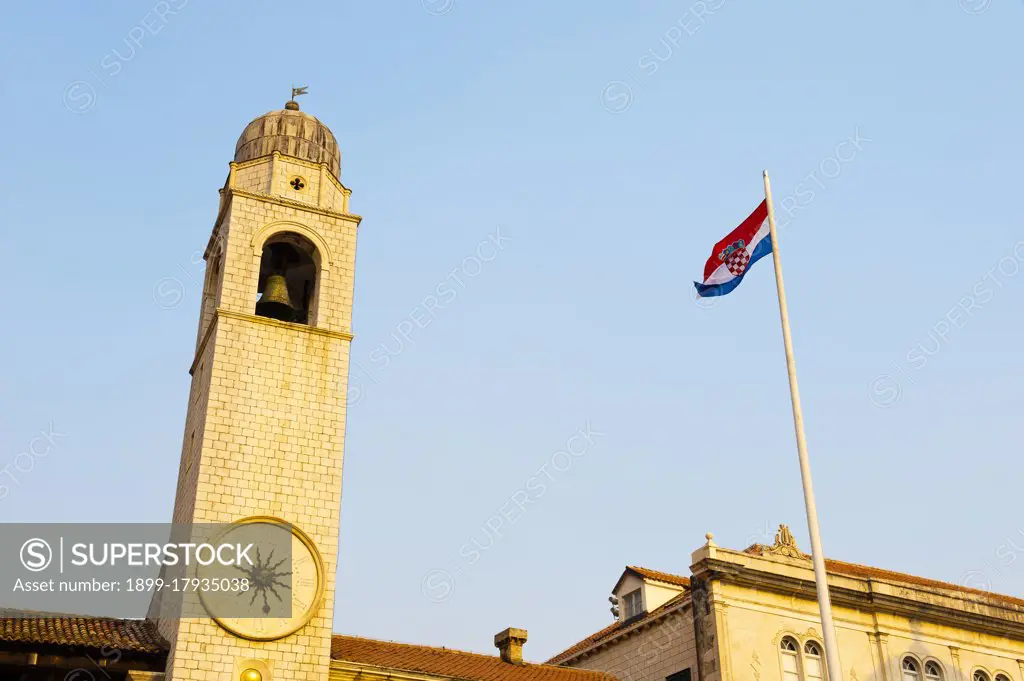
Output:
[763, 169, 843, 681]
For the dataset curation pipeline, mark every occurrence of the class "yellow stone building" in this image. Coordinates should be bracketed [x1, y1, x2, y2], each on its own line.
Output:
[549, 528, 1024, 681]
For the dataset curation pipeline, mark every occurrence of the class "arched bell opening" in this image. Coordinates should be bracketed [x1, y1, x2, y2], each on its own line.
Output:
[255, 232, 320, 325]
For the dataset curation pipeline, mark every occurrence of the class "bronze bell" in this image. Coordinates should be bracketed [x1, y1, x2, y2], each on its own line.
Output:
[255, 273, 296, 322]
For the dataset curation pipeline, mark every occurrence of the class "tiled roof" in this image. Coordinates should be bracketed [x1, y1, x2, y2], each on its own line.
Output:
[332, 634, 619, 681]
[0, 615, 619, 680]
[544, 622, 622, 667]
[825, 557, 1024, 608]
[742, 545, 1024, 609]
[610, 565, 691, 599]
[625, 566, 690, 589]
[546, 591, 691, 665]
[0, 613, 167, 654]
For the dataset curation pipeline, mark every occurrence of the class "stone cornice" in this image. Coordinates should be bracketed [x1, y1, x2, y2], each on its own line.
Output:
[228, 188, 363, 224]
[189, 314, 220, 375]
[232, 153, 351, 194]
[217, 308, 354, 342]
[691, 553, 1024, 643]
[203, 172, 362, 260]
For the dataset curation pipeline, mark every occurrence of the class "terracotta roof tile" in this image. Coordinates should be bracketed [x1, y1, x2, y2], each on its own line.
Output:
[0, 615, 620, 680]
[546, 592, 690, 665]
[625, 567, 690, 589]
[544, 622, 623, 666]
[332, 634, 618, 681]
[824, 557, 1024, 608]
[0, 613, 167, 654]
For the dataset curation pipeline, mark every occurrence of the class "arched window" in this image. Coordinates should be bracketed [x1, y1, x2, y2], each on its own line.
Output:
[994, 675, 1010, 681]
[255, 232, 319, 325]
[780, 637, 801, 681]
[196, 248, 223, 347]
[804, 641, 825, 681]
[902, 658, 921, 681]
[924, 661, 944, 681]
[975, 672, 991, 681]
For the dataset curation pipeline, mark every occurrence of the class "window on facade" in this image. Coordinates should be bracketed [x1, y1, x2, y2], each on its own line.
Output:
[196, 250, 222, 347]
[804, 641, 825, 681]
[902, 658, 921, 681]
[924, 661, 943, 681]
[665, 669, 691, 681]
[780, 637, 801, 681]
[974, 672, 991, 681]
[622, 589, 643, 619]
[994, 675, 1010, 681]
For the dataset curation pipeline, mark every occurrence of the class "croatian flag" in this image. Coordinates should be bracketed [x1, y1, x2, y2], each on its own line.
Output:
[694, 200, 773, 298]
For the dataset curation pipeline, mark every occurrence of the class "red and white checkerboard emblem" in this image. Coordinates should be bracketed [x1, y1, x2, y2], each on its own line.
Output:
[725, 248, 750, 276]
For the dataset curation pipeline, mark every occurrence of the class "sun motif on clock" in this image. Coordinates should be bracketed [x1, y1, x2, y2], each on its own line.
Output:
[197, 516, 325, 641]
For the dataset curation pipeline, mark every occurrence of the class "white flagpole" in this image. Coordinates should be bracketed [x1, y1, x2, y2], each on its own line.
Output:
[763, 169, 843, 681]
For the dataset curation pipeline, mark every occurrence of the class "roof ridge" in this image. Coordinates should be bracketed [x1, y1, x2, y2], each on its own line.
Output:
[625, 566, 690, 584]
[332, 633, 617, 676]
[332, 634, 516, 663]
[0, 614, 168, 655]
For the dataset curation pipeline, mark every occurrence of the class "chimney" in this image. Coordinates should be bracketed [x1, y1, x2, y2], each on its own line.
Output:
[494, 627, 528, 665]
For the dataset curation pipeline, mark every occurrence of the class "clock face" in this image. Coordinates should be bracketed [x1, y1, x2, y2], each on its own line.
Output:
[198, 517, 325, 641]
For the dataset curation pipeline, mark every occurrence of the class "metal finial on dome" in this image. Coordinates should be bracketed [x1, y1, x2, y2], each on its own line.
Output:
[286, 85, 309, 110]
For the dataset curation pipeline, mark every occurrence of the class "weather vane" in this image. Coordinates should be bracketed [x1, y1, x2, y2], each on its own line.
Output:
[286, 85, 309, 110]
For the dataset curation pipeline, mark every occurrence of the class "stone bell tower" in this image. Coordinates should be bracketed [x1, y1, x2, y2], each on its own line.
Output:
[156, 97, 361, 681]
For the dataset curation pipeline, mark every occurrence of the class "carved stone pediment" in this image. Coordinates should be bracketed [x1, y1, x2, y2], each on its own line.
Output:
[759, 524, 809, 559]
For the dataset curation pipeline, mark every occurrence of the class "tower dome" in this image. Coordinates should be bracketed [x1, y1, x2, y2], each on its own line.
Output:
[234, 101, 341, 178]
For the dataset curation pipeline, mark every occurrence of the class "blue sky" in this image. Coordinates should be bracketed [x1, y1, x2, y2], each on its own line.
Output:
[2, 0, 1023, 662]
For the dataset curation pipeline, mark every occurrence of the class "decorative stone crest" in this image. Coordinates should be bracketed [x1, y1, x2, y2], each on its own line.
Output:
[760, 524, 807, 559]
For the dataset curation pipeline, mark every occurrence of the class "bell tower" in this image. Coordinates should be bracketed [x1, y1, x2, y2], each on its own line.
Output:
[157, 97, 360, 681]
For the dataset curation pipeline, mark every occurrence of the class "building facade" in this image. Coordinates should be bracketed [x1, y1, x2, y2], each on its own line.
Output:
[152, 97, 360, 681]
[550, 527, 1024, 681]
